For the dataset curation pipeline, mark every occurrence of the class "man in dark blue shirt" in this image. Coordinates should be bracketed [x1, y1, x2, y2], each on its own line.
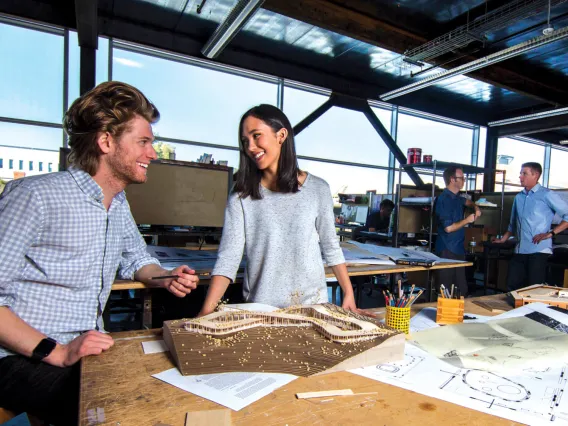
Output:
[434, 165, 481, 296]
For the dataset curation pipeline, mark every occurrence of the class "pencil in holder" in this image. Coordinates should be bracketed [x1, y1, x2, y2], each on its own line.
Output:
[436, 297, 465, 325]
[386, 306, 411, 334]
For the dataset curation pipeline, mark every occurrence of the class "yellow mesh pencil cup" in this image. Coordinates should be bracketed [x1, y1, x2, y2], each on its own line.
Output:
[386, 306, 411, 334]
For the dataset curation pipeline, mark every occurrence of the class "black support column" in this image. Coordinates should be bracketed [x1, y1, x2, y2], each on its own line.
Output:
[75, 0, 98, 94]
[483, 127, 499, 192]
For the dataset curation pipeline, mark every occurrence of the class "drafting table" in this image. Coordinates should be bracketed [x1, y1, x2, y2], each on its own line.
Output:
[80, 294, 517, 426]
[111, 260, 472, 328]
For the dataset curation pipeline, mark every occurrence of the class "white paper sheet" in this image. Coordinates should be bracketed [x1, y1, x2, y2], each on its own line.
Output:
[409, 308, 440, 332]
[413, 316, 568, 373]
[153, 369, 297, 411]
[345, 241, 465, 264]
[409, 308, 492, 333]
[350, 343, 568, 426]
[141, 340, 168, 354]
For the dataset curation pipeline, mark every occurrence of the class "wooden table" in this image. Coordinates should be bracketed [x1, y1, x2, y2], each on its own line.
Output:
[81, 294, 517, 426]
[112, 262, 472, 328]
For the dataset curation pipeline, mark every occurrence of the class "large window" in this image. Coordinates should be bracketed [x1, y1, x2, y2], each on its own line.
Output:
[298, 159, 389, 195]
[0, 23, 64, 123]
[396, 112, 474, 166]
[549, 147, 568, 189]
[283, 85, 330, 126]
[497, 138, 545, 191]
[112, 48, 278, 147]
[295, 106, 391, 166]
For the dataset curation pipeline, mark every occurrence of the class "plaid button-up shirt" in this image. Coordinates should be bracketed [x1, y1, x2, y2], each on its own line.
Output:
[0, 167, 159, 358]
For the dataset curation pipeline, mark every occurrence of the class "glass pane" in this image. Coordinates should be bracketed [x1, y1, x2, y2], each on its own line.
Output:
[371, 106, 392, 132]
[298, 159, 388, 195]
[497, 138, 545, 191]
[0, 124, 61, 180]
[549, 148, 568, 189]
[0, 121, 62, 150]
[153, 141, 240, 169]
[283, 86, 329, 127]
[112, 49, 278, 147]
[0, 23, 63, 123]
[393, 171, 444, 189]
[68, 32, 110, 106]
[397, 113, 473, 166]
[295, 107, 391, 166]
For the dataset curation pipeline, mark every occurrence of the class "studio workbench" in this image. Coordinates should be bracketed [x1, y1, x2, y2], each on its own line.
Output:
[80, 294, 515, 426]
[111, 260, 473, 328]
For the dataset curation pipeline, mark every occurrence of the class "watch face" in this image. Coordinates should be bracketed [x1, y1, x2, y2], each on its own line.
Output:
[32, 338, 57, 361]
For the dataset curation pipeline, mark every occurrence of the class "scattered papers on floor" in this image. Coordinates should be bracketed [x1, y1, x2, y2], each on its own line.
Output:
[350, 343, 568, 426]
[153, 369, 297, 411]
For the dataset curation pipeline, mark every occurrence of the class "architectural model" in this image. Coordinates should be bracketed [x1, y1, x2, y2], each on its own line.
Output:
[163, 303, 404, 377]
[510, 284, 568, 309]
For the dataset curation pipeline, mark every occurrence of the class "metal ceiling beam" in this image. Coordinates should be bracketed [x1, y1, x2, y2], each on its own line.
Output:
[74, 0, 98, 94]
[75, 0, 97, 49]
[201, 0, 265, 59]
[263, 0, 568, 105]
[494, 114, 568, 137]
[380, 27, 568, 101]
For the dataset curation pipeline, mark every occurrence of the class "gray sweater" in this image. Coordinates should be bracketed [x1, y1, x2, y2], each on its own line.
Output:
[212, 173, 345, 308]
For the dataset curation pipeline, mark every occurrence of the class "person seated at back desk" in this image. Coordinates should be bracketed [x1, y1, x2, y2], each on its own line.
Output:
[352, 199, 394, 242]
[367, 199, 395, 233]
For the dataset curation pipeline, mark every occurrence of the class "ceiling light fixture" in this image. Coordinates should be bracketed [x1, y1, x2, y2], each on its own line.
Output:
[201, 0, 265, 59]
[487, 106, 568, 126]
[560, 140, 568, 145]
[380, 26, 568, 101]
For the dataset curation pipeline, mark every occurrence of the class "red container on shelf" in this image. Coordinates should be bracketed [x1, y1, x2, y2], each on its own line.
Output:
[423, 155, 433, 163]
[407, 148, 422, 164]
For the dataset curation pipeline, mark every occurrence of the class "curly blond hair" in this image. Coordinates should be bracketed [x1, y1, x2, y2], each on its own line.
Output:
[63, 81, 160, 175]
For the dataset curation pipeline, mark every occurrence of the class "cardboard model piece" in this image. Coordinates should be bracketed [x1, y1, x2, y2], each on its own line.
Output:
[163, 303, 404, 377]
[510, 284, 568, 309]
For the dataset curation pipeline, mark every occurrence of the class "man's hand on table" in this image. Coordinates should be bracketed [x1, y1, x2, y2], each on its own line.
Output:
[44, 330, 114, 367]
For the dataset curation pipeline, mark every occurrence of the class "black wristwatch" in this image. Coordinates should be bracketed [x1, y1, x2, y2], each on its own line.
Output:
[31, 337, 57, 362]
[550, 230, 556, 237]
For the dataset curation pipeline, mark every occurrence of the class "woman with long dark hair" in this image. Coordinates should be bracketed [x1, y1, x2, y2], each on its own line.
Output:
[199, 104, 357, 315]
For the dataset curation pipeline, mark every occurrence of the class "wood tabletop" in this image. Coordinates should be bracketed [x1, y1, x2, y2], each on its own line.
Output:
[111, 262, 473, 291]
[79, 294, 517, 426]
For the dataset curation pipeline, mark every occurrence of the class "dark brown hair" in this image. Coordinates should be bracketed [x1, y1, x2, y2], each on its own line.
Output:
[234, 104, 300, 200]
[63, 81, 160, 175]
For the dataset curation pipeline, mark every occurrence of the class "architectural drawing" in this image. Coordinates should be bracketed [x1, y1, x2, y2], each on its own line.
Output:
[351, 344, 568, 425]
[411, 316, 568, 372]
[163, 304, 405, 377]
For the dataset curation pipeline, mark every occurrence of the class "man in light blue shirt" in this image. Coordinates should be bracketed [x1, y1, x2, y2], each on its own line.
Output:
[494, 162, 568, 291]
[0, 82, 199, 425]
